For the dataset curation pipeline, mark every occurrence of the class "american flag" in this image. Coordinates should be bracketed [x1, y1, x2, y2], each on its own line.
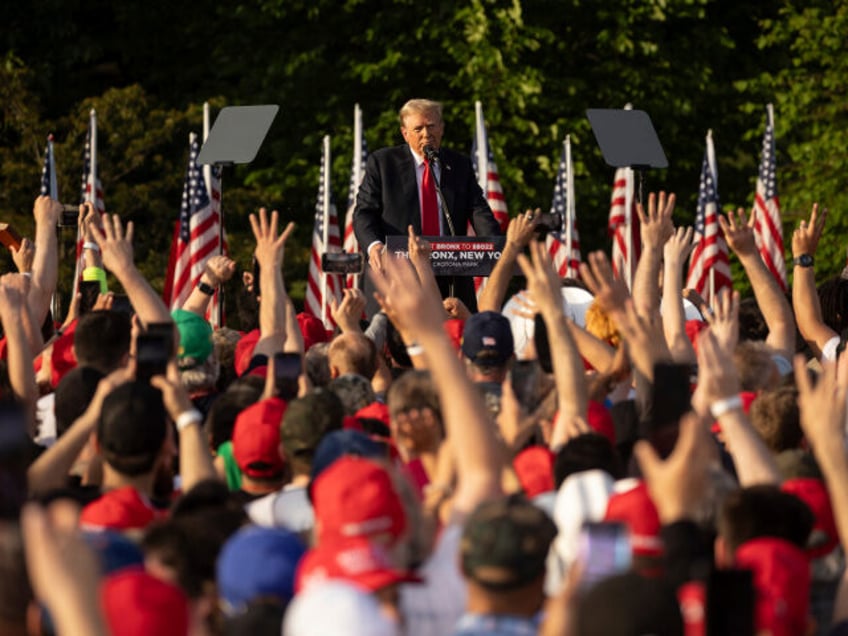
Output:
[203, 103, 225, 326]
[608, 166, 640, 289]
[342, 104, 368, 289]
[751, 104, 787, 292]
[164, 133, 221, 311]
[304, 136, 341, 328]
[546, 136, 581, 279]
[76, 109, 106, 296]
[471, 102, 509, 296]
[40, 135, 58, 198]
[686, 131, 731, 302]
[471, 101, 509, 232]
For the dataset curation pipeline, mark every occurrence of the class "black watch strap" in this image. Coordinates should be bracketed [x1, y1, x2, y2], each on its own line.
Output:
[197, 280, 216, 295]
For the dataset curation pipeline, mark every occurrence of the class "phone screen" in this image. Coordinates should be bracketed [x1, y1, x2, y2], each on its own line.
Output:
[145, 322, 176, 359]
[650, 363, 692, 431]
[706, 569, 754, 635]
[533, 314, 553, 374]
[79, 280, 101, 315]
[0, 402, 29, 520]
[136, 333, 170, 383]
[321, 252, 364, 275]
[273, 352, 302, 400]
[578, 521, 632, 591]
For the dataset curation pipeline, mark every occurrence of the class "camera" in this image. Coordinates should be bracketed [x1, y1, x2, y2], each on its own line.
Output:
[321, 252, 364, 275]
[532, 211, 563, 238]
[59, 204, 79, 228]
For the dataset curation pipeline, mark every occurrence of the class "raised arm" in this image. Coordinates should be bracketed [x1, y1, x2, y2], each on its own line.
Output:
[695, 328, 781, 486]
[249, 208, 295, 359]
[518, 241, 588, 450]
[28, 196, 62, 325]
[720, 208, 795, 357]
[180, 255, 236, 317]
[0, 275, 37, 417]
[661, 226, 697, 364]
[790, 204, 833, 358]
[372, 255, 502, 523]
[794, 356, 848, 623]
[90, 214, 171, 325]
[632, 192, 675, 319]
[477, 210, 540, 313]
[152, 363, 216, 490]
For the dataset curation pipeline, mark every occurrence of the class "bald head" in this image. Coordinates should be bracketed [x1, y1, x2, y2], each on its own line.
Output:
[327, 333, 378, 380]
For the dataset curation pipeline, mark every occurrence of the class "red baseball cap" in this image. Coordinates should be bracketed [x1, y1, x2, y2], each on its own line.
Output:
[311, 456, 406, 546]
[781, 477, 839, 558]
[587, 400, 616, 445]
[234, 329, 261, 377]
[101, 568, 189, 636]
[356, 401, 390, 428]
[50, 319, 79, 387]
[296, 537, 421, 594]
[604, 480, 663, 557]
[297, 312, 332, 352]
[232, 397, 287, 479]
[80, 486, 164, 532]
[512, 446, 555, 498]
[735, 537, 810, 636]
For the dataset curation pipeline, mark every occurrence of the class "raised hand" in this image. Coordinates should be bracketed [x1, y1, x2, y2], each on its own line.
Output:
[637, 191, 675, 250]
[11, 237, 34, 274]
[33, 195, 62, 227]
[719, 207, 758, 259]
[663, 226, 695, 266]
[407, 224, 432, 270]
[634, 412, 715, 523]
[506, 209, 542, 251]
[702, 287, 740, 352]
[203, 255, 237, 286]
[329, 288, 367, 333]
[443, 297, 472, 321]
[371, 253, 445, 340]
[250, 207, 295, 270]
[517, 240, 563, 320]
[792, 203, 827, 258]
[579, 250, 629, 316]
[90, 214, 135, 275]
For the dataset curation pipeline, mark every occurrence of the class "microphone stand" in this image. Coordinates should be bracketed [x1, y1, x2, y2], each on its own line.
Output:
[428, 151, 456, 298]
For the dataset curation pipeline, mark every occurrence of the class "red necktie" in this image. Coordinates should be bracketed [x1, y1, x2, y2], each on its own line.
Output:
[421, 159, 440, 236]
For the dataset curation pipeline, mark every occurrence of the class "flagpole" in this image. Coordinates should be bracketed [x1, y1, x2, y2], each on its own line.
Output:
[474, 101, 487, 193]
[564, 135, 574, 279]
[203, 102, 224, 327]
[623, 103, 634, 290]
[321, 135, 331, 328]
[89, 110, 97, 202]
[47, 135, 58, 199]
[352, 105, 363, 290]
[706, 129, 716, 305]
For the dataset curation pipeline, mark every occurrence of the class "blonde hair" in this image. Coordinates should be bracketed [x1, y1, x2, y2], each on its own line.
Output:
[399, 99, 443, 127]
[584, 300, 621, 348]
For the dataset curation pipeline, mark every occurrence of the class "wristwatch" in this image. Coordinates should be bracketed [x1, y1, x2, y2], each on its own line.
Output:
[197, 280, 216, 295]
[793, 254, 814, 268]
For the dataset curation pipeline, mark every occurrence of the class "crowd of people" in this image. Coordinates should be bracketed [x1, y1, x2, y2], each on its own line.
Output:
[2, 99, 848, 636]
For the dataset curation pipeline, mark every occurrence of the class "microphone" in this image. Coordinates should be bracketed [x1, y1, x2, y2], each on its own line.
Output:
[423, 144, 439, 163]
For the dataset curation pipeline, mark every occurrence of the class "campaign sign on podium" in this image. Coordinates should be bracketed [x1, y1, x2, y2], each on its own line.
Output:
[386, 236, 506, 276]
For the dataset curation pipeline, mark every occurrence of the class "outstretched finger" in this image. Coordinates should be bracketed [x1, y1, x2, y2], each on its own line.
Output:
[125, 220, 134, 245]
[278, 221, 295, 246]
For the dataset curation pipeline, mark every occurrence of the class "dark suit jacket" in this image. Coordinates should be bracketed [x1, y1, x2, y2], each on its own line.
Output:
[353, 144, 501, 249]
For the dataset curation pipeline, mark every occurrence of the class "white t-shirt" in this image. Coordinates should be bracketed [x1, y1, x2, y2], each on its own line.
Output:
[245, 485, 314, 536]
[400, 523, 467, 636]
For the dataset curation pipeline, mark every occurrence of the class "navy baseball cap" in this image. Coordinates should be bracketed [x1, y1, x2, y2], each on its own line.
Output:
[461, 311, 514, 366]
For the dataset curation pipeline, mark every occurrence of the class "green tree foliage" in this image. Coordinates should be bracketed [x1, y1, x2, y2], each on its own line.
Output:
[3, 0, 846, 320]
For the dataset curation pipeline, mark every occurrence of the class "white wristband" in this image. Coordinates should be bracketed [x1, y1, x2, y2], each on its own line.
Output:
[710, 395, 743, 419]
[406, 343, 424, 357]
[21, 272, 32, 278]
[83, 241, 100, 252]
[175, 409, 203, 431]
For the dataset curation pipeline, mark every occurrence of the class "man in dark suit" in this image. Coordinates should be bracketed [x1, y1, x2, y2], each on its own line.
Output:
[353, 99, 502, 312]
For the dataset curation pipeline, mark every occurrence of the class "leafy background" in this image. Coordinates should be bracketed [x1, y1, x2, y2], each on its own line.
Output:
[2, 0, 846, 323]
